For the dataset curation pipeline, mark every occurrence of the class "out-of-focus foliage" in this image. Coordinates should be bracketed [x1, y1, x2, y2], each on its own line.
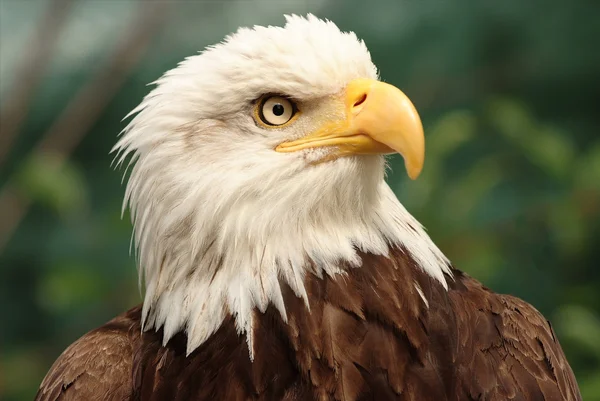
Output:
[1, 0, 598, 400]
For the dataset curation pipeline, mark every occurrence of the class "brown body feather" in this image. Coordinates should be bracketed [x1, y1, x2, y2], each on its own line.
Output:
[36, 249, 581, 401]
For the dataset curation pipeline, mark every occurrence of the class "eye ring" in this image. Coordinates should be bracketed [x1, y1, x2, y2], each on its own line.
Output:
[255, 95, 298, 127]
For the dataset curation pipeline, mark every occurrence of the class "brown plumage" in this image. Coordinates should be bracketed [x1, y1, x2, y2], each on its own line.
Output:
[36, 248, 581, 401]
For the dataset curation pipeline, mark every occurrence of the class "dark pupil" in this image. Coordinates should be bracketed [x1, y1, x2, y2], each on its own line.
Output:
[272, 103, 285, 116]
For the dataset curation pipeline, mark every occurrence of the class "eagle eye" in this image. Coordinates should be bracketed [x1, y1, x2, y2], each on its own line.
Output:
[256, 95, 297, 127]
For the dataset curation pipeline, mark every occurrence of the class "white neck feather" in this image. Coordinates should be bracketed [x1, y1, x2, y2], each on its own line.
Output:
[133, 161, 451, 357]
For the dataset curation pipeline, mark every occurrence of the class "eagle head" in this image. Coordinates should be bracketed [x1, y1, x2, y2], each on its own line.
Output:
[113, 14, 449, 356]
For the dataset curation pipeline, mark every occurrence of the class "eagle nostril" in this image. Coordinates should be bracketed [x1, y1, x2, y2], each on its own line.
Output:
[353, 93, 367, 108]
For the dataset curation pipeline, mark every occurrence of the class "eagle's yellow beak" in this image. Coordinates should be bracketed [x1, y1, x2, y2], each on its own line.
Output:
[275, 78, 425, 180]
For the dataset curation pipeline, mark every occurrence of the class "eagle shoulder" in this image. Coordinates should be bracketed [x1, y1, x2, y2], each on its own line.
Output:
[35, 307, 141, 401]
[448, 271, 582, 401]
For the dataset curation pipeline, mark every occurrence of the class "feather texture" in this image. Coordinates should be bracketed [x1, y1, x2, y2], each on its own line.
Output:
[36, 248, 581, 401]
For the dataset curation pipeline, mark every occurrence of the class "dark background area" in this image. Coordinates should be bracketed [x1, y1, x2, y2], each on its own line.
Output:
[1, 0, 599, 400]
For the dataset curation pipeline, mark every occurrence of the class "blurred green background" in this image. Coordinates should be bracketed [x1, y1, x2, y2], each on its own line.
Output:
[1, 0, 599, 400]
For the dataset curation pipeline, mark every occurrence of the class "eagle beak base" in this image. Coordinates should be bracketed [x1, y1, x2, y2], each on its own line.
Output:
[275, 78, 425, 180]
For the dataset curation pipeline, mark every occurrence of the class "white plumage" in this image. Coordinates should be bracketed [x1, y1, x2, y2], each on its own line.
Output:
[112, 14, 450, 357]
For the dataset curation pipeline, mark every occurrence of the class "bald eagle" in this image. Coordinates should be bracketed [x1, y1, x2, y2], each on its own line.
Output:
[36, 15, 581, 401]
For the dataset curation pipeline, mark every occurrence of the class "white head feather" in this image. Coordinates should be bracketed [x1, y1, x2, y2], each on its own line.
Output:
[113, 14, 451, 357]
